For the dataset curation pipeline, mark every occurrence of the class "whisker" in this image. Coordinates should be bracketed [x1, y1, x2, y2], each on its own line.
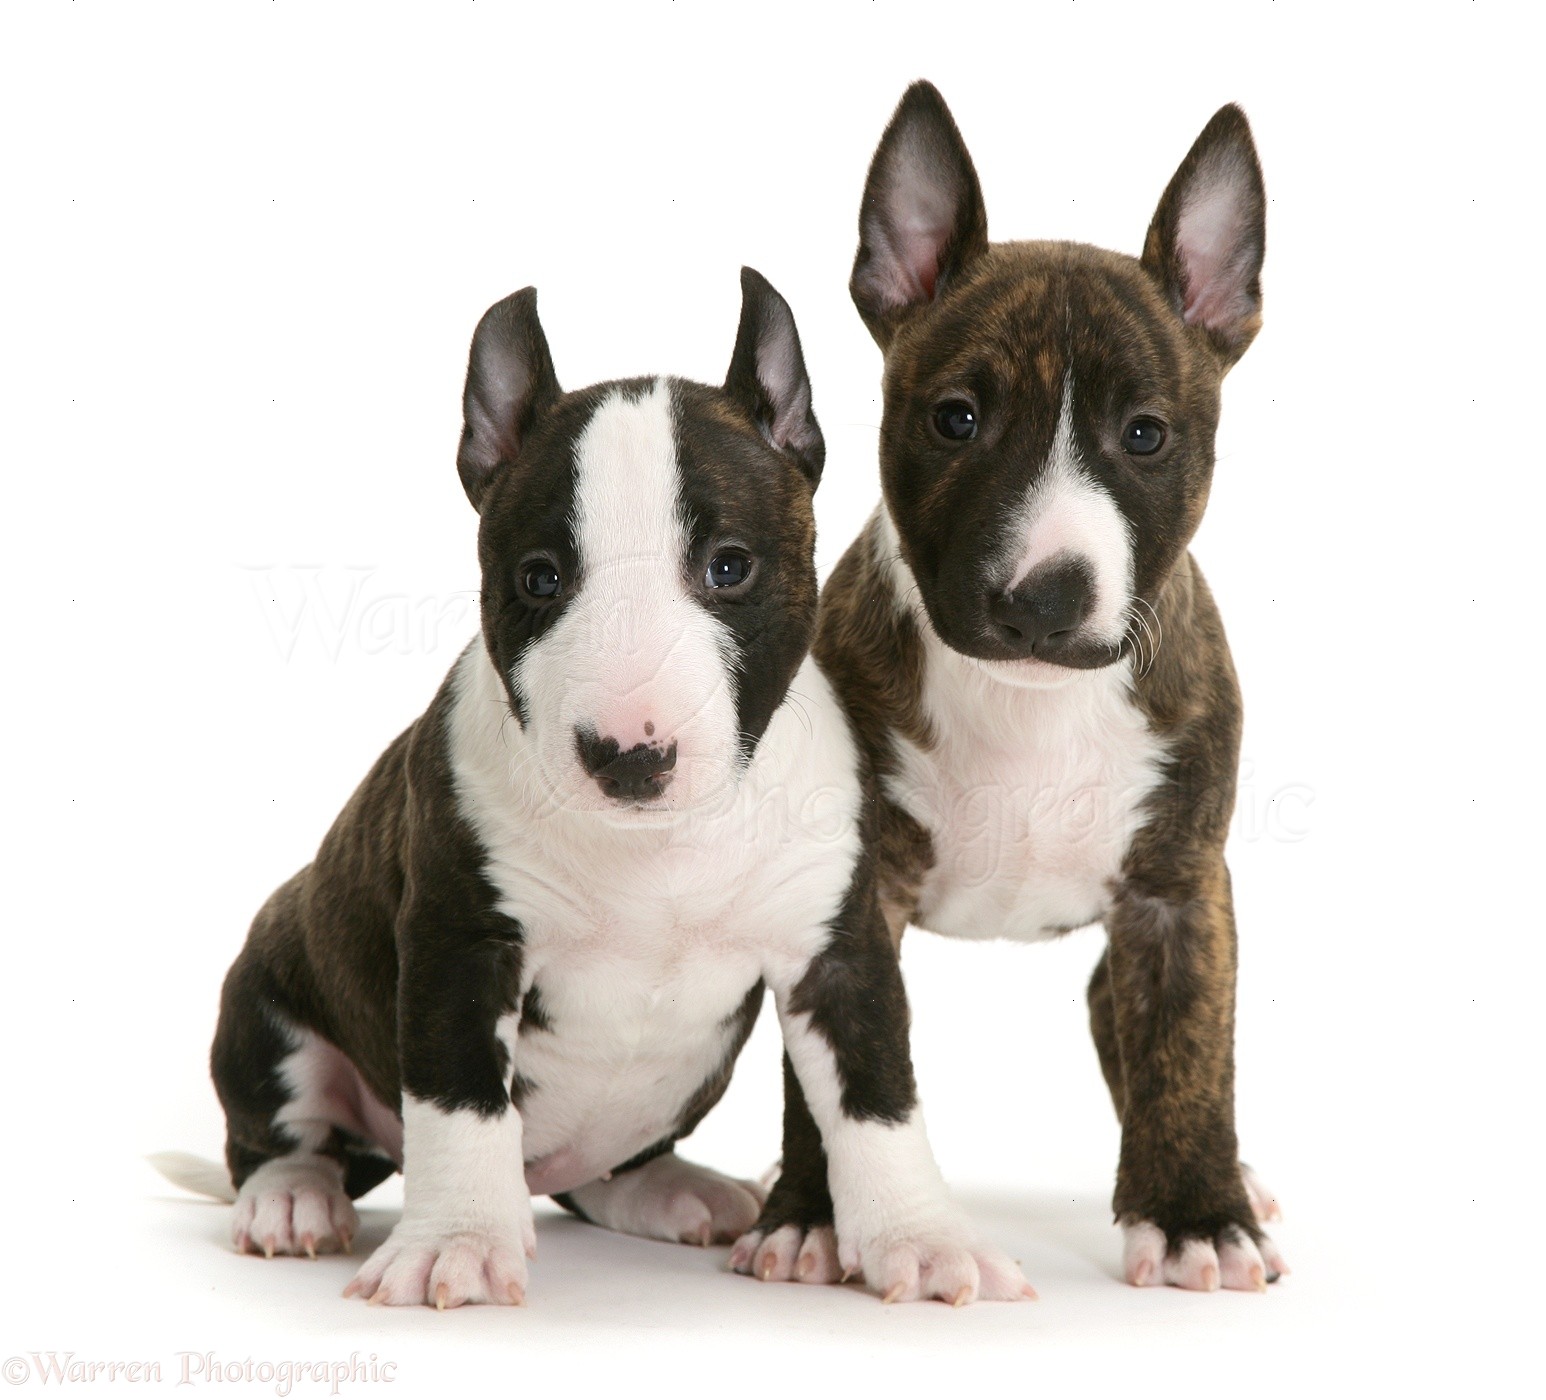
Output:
[1132, 595, 1164, 676]
[1121, 599, 1159, 677]
[783, 687, 816, 738]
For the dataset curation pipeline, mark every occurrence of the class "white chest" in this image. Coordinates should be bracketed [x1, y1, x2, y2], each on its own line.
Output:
[505, 876, 770, 1186]
[889, 656, 1166, 943]
[445, 647, 862, 1190]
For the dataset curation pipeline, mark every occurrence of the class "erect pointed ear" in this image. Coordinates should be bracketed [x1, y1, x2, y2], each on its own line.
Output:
[850, 81, 988, 349]
[1141, 105, 1267, 368]
[723, 267, 825, 488]
[456, 287, 561, 511]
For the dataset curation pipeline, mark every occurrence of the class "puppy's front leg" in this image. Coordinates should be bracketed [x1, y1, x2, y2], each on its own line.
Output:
[761, 886, 1032, 1304]
[1105, 854, 1287, 1291]
[344, 929, 533, 1308]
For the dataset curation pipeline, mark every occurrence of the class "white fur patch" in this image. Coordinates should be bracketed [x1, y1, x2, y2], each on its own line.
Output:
[876, 509, 1167, 942]
[273, 1020, 403, 1164]
[1000, 374, 1133, 650]
[231, 1154, 357, 1258]
[449, 642, 865, 1201]
[344, 1095, 534, 1307]
[514, 380, 741, 817]
[147, 1151, 238, 1204]
[393, 1095, 531, 1234]
[768, 1007, 1032, 1303]
[563, 1151, 764, 1246]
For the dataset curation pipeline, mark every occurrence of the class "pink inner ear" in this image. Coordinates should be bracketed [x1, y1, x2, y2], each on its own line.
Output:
[1175, 161, 1256, 333]
[902, 227, 941, 301]
[865, 223, 940, 310]
[863, 131, 961, 311]
[756, 316, 813, 452]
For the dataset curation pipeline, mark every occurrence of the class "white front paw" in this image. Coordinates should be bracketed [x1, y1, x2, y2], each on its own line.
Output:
[343, 1214, 536, 1308]
[843, 1219, 1035, 1305]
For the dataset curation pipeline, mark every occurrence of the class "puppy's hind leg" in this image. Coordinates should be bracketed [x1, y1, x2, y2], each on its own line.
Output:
[211, 956, 400, 1260]
[557, 1147, 765, 1248]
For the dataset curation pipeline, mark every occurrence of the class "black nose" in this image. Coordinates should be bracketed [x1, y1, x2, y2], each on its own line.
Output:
[987, 559, 1093, 658]
[575, 727, 678, 801]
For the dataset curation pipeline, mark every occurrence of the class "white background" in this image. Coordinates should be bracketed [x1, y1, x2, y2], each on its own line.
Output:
[2, 1, 1536, 1395]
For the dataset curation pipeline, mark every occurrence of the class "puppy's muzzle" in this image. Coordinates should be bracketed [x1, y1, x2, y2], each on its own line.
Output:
[575, 726, 678, 802]
[987, 557, 1094, 661]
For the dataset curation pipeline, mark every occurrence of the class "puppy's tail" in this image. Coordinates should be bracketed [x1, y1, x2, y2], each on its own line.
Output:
[147, 1151, 237, 1203]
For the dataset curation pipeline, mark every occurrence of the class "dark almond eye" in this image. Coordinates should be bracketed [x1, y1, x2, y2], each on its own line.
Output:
[705, 549, 752, 590]
[1122, 417, 1167, 456]
[521, 558, 562, 600]
[932, 400, 978, 442]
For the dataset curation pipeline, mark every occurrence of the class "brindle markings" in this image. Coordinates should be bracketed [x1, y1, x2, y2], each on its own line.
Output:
[754, 82, 1282, 1291]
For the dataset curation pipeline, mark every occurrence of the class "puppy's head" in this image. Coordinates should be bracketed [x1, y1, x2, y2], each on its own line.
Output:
[853, 82, 1265, 686]
[458, 269, 824, 821]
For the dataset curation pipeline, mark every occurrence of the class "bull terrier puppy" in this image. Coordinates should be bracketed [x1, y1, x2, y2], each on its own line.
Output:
[736, 85, 1287, 1294]
[157, 269, 1029, 1308]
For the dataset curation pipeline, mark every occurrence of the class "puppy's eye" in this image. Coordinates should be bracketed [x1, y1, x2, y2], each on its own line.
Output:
[520, 558, 562, 600]
[1121, 417, 1167, 456]
[705, 549, 753, 590]
[932, 400, 978, 442]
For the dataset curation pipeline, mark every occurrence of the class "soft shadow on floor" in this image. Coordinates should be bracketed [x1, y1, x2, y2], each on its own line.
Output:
[149, 1179, 1127, 1291]
[952, 1185, 1125, 1284]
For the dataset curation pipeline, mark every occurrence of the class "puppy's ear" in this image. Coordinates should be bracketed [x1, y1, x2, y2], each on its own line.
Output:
[724, 267, 825, 488]
[457, 288, 561, 510]
[850, 81, 988, 349]
[1141, 105, 1266, 367]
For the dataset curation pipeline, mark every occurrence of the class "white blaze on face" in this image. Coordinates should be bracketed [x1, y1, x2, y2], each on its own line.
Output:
[1001, 374, 1133, 648]
[514, 380, 740, 814]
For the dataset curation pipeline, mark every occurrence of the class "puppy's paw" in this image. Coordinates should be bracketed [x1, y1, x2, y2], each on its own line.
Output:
[343, 1217, 535, 1308]
[843, 1223, 1035, 1305]
[1240, 1162, 1282, 1224]
[231, 1156, 358, 1259]
[567, 1152, 765, 1246]
[1122, 1219, 1289, 1292]
[730, 1223, 843, 1284]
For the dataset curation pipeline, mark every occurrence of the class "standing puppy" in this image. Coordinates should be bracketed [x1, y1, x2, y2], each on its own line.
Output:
[178, 269, 1028, 1308]
[736, 86, 1287, 1293]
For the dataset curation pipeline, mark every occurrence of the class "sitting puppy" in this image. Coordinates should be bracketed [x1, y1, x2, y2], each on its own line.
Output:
[736, 86, 1287, 1293]
[165, 269, 1029, 1308]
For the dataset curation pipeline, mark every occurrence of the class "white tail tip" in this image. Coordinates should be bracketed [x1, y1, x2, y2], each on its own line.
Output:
[147, 1151, 237, 1203]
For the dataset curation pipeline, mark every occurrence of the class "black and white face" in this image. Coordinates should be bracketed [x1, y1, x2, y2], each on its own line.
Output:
[852, 85, 1266, 688]
[458, 271, 824, 821]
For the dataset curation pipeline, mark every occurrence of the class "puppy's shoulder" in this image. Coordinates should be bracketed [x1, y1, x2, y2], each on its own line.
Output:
[813, 511, 933, 761]
[1130, 553, 1240, 737]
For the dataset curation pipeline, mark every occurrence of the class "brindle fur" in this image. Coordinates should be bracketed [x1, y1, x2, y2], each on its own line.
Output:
[754, 85, 1273, 1270]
